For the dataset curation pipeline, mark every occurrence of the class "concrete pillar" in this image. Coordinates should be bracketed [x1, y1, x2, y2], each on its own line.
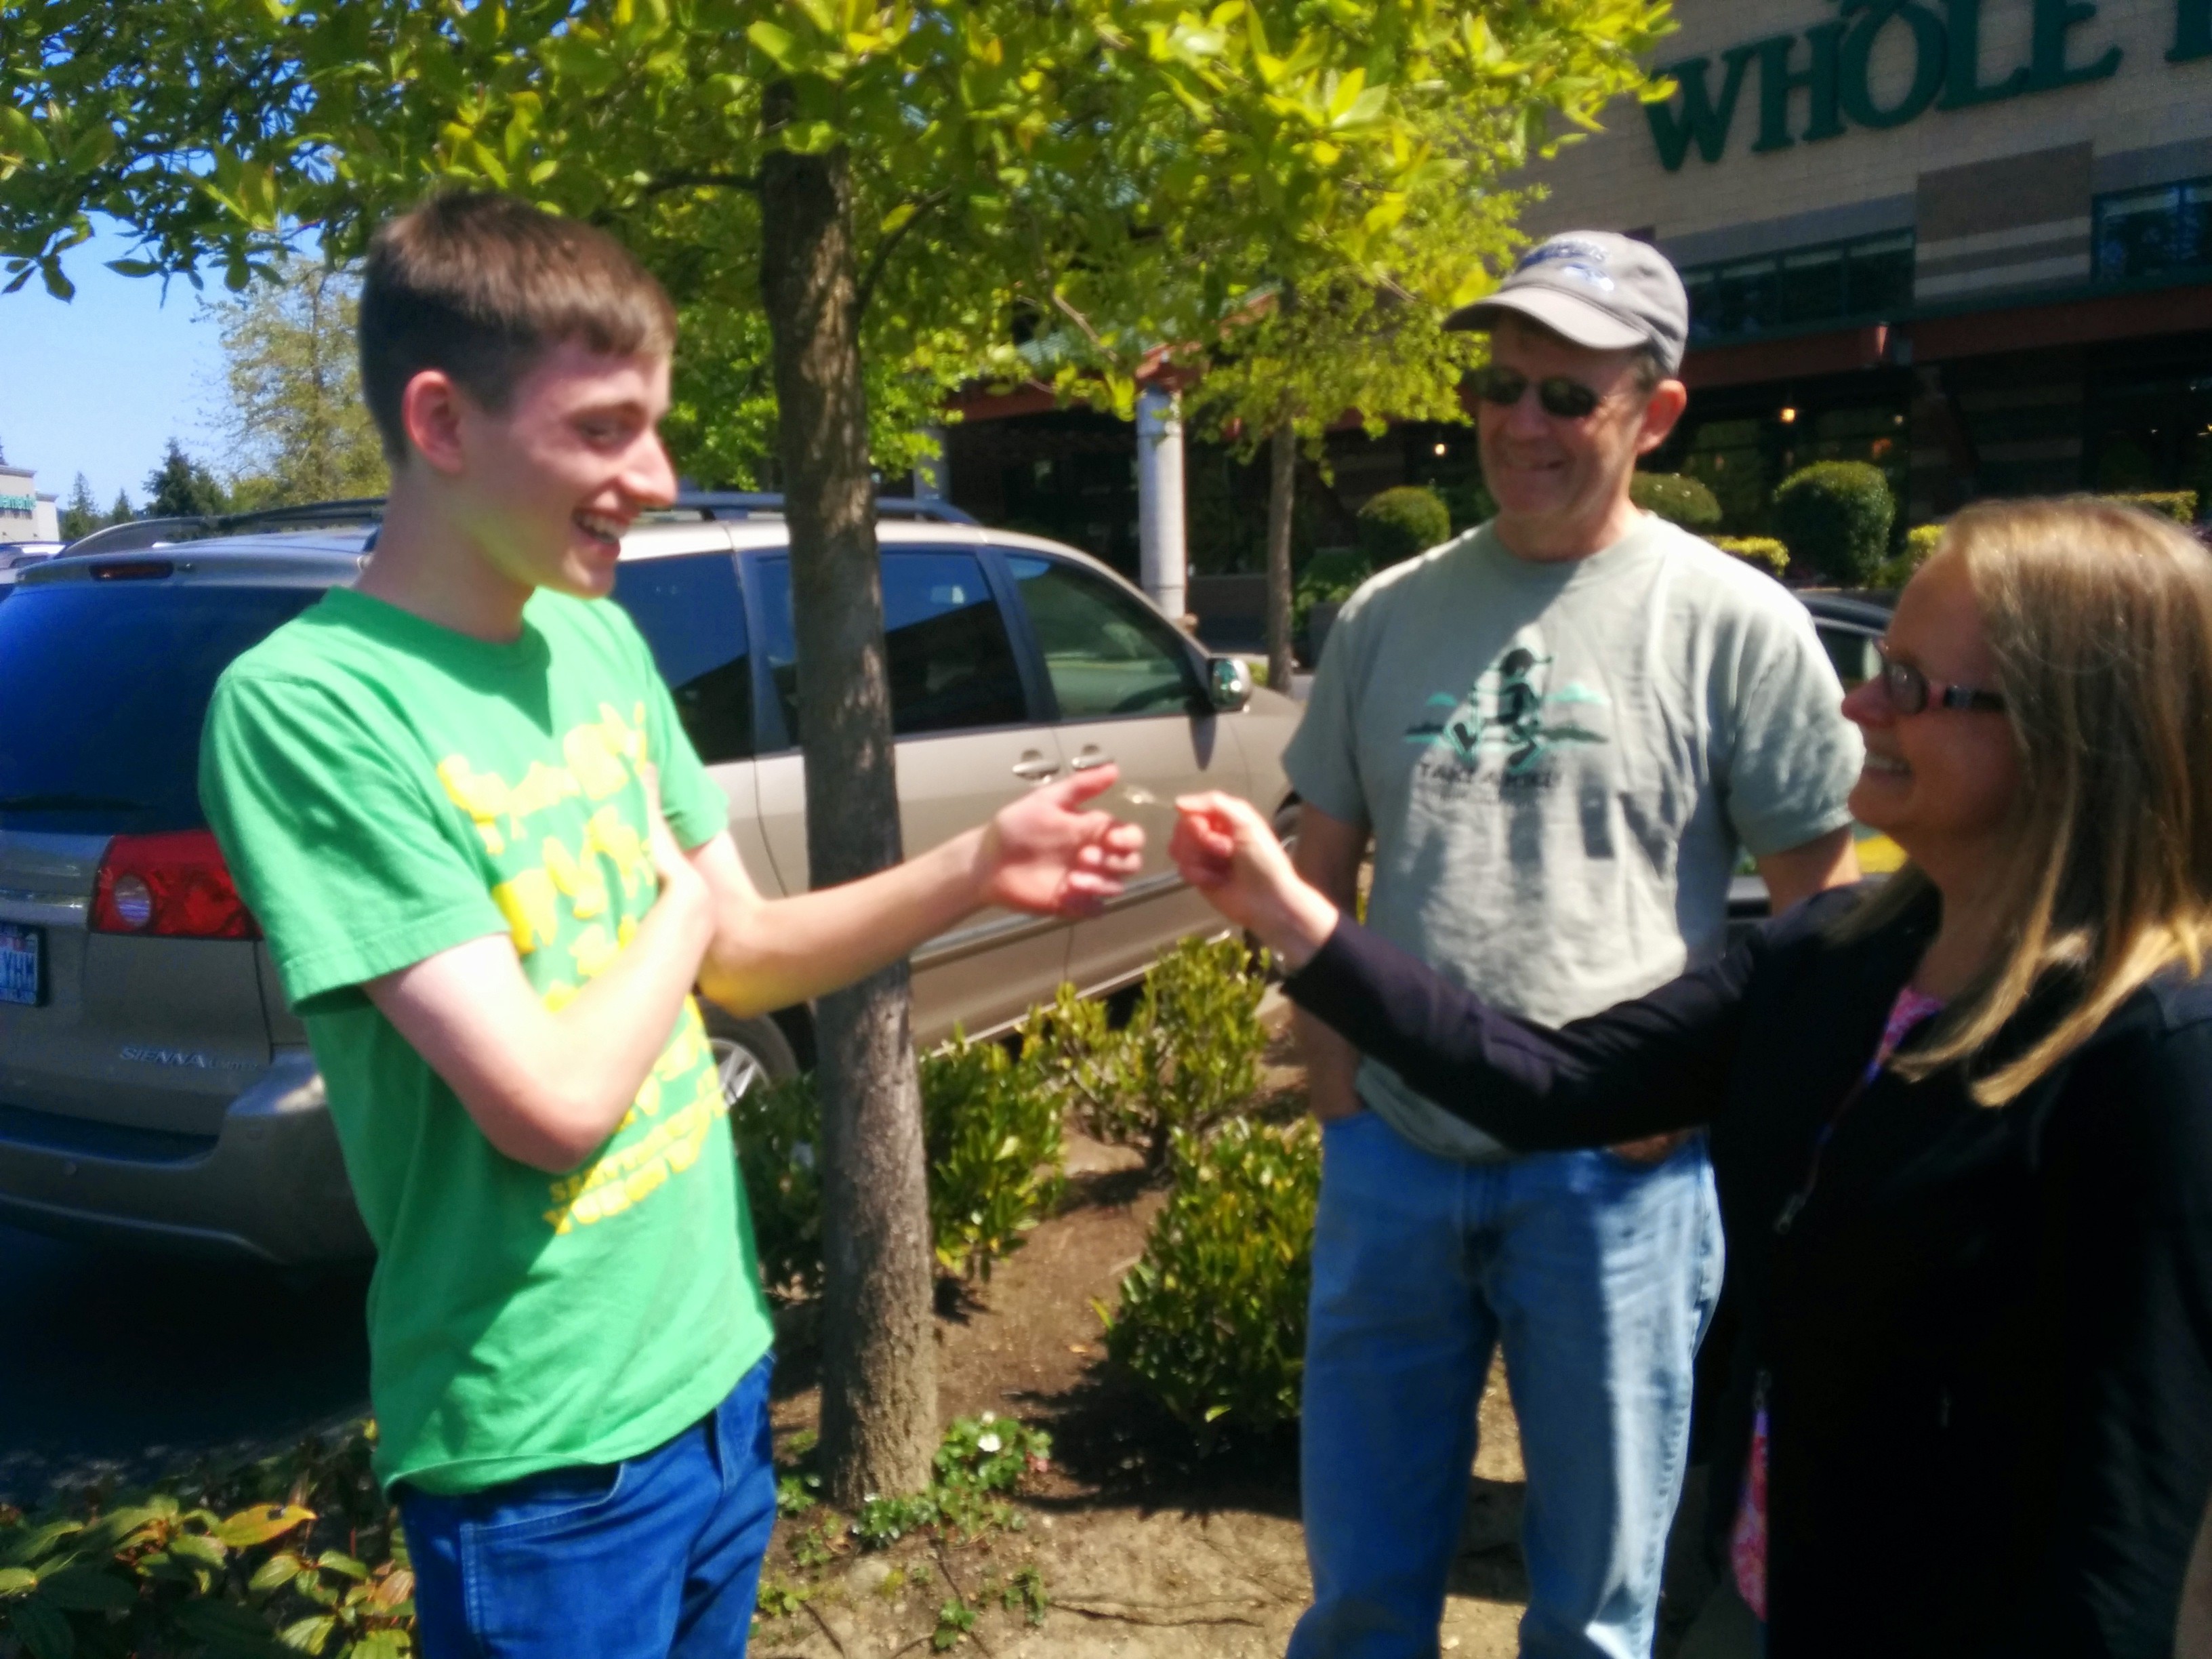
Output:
[911, 426, 947, 502]
[1136, 386, 1187, 621]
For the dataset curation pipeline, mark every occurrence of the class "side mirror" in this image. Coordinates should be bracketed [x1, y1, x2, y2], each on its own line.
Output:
[1206, 655, 1254, 713]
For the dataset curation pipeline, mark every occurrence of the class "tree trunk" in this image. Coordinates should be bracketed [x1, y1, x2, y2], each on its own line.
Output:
[760, 126, 939, 1507]
[1265, 422, 1297, 693]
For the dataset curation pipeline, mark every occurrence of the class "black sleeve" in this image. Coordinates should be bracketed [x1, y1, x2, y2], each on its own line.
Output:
[2030, 1017, 2212, 1657]
[1282, 911, 1775, 1149]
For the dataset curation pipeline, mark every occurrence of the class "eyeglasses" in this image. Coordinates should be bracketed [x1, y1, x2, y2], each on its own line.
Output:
[1470, 365, 1605, 420]
[1874, 640, 2007, 715]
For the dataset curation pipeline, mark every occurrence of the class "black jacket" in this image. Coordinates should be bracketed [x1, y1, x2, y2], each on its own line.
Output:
[1285, 887, 2212, 1658]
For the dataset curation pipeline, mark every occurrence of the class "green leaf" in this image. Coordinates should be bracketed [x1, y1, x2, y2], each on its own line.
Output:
[216, 1506, 317, 1549]
[346, 1631, 411, 1658]
[169, 1532, 229, 1568]
[281, 1613, 338, 1654]
[10, 1595, 73, 1659]
[104, 257, 161, 277]
[173, 1595, 289, 1656]
[314, 1551, 369, 1580]
[251, 1553, 308, 1594]
[0, 1565, 38, 1595]
[35, 1568, 136, 1612]
[746, 20, 800, 68]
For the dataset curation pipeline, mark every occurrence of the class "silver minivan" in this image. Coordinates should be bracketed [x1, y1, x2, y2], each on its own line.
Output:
[0, 506, 1299, 1263]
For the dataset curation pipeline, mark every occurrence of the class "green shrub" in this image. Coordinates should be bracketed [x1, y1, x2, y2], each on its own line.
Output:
[1354, 485, 1451, 568]
[1102, 1118, 1322, 1437]
[734, 1071, 827, 1300]
[1771, 461, 1895, 586]
[737, 1032, 1067, 1295]
[1438, 476, 1497, 532]
[1029, 936, 1270, 1174]
[0, 1428, 414, 1659]
[1291, 547, 1372, 637]
[1630, 471, 1723, 531]
[922, 1030, 1065, 1282]
[1868, 522, 1946, 590]
[1710, 535, 1789, 577]
[2100, 490, 2199, 524]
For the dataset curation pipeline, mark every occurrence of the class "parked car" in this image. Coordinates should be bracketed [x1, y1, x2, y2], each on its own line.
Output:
[0, 541, 64, 596]
[1728, 588, 1904, 922]
[0, 502, 1300, 1263]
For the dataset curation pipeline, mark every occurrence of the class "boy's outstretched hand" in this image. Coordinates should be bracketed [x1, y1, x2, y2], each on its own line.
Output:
[1169, 792, 1340, 970]
[978, 765, 1147, 917]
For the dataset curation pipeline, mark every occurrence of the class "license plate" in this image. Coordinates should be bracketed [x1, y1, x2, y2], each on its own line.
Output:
[0, 923, 43, 1007]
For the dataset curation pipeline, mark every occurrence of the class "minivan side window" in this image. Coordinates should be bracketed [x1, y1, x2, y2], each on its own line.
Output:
[1818, 623, 1879, 692]
[1006, 554, 1195, 719]
[755, 550, 1027, 743]
[611, 553, 755, 763]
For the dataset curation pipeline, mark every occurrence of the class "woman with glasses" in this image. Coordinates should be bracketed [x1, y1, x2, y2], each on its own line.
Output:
[1171, 496, 2212, 1657]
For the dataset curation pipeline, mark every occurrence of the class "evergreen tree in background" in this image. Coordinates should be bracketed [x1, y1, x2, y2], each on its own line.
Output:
[58, 472, 99, 539]
[207, 258, 388, 507]
[106, 490, 134, 525]
[143, 439, 228, 518]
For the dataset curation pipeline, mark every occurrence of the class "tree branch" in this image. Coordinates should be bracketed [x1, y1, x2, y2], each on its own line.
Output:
[851, 186, 952, 321]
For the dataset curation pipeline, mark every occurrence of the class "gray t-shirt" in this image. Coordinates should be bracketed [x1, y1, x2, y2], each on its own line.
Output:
[1284, 514, 1863, 1161]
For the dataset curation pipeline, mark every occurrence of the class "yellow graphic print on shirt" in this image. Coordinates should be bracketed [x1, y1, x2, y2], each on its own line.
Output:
[432, 701, 729, 1236]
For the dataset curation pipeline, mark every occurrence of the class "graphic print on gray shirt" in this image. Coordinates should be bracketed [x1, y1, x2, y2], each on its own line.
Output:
[1284, 514, 1864, 1161]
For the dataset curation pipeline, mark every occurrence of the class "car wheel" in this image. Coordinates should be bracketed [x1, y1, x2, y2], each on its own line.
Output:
[702, 1010, 802, 1109]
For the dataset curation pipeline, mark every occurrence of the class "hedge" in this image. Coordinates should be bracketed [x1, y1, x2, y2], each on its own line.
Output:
[1630, 472, 1723, 532]
[1772, 462, 1895, 586]
[2100, 491, 2199, 524]
[1710, 535, 1789, 578]
[1355, 486, 1450, 568]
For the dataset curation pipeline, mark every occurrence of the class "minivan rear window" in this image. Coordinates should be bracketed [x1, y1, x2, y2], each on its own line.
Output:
[0, 583, 319, 834]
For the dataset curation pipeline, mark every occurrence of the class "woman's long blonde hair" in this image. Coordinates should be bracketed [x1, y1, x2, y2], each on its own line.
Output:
[1858, 497, 2212, 1105]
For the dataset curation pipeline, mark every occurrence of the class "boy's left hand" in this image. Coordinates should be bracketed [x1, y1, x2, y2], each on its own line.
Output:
[978, 766, 1145, 917]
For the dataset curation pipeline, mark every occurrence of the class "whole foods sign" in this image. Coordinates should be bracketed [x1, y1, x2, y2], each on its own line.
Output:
[1647, 0, 2212, 171]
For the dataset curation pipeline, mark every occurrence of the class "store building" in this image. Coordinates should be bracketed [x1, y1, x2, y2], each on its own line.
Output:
[0, 464, 60, 544]
[939, 0, 2212, 611]
[1517, 0, 2212, 523]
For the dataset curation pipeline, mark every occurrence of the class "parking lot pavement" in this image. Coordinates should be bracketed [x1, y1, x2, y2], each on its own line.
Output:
[0, 1225, 370, 1504]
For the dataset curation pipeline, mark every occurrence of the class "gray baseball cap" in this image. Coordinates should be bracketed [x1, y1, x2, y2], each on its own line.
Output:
[1444, 231, 1689, 375]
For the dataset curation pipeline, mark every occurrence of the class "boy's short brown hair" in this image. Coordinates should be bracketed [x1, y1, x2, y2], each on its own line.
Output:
[359, 192, 678, 462]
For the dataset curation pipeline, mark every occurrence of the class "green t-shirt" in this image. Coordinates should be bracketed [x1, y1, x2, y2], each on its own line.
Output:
[199, 586, 773, 1494]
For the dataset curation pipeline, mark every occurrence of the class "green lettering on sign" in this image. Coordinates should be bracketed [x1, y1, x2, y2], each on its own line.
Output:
[1839, 0, 1948, 129]
[1941, 0, 2032, 106]
[2173, 0, 2212, 61]
[1751, 24, 1849, 152]
[2026, 0, 2123, 89]
[1645, 45, 1760, 171]
[1644, 0, 2158, 167]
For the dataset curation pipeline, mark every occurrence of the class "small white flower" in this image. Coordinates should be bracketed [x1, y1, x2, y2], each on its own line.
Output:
[977, 1433, 1002, 1454]
[980, 1410, 996, 1425]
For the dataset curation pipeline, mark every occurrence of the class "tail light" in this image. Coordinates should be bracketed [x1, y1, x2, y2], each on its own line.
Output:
[91, 829, 262, 940]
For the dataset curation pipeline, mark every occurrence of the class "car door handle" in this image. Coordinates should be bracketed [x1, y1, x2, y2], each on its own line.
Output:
[1011, 752, 1062, 781]
[1069, 750, 1113, 771]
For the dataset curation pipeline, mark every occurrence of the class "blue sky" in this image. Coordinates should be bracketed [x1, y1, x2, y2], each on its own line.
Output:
[0, 218, 225, 512]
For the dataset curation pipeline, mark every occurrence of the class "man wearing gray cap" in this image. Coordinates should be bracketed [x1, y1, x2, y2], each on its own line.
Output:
[1280, 231, 1864, 1657]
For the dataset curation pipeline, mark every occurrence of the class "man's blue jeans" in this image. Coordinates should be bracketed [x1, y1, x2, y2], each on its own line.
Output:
[1290, 1113, 1723, 1659]
[398, 1353, 777, 1659]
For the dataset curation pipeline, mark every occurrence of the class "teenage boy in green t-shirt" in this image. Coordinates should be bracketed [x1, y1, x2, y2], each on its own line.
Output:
[198, 192, 1143, 1659]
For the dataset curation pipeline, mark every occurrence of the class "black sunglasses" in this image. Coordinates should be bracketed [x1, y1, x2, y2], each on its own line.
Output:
[1471, 365, 1605, 420]
[1874, 640, 2007, 715]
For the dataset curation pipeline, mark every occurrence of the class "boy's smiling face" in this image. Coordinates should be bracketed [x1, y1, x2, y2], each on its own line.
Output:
[428, 338, 678, 600]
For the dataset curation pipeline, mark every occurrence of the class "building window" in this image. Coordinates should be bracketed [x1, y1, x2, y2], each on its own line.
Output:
[2093, 178, 2212, 284]
[1682, 232, 1915, 346]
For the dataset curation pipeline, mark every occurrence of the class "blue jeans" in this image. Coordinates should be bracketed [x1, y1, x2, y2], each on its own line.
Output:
[1290, 1113, 1723, 1659]
[398, 1353, 777, 1659]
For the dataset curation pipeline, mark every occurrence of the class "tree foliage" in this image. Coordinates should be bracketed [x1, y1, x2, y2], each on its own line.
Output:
[57, 471, 99, 538]
[142, 438, 227, 517]
[6, 0, 1675, 1502]
[205, 255, 388, 508]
